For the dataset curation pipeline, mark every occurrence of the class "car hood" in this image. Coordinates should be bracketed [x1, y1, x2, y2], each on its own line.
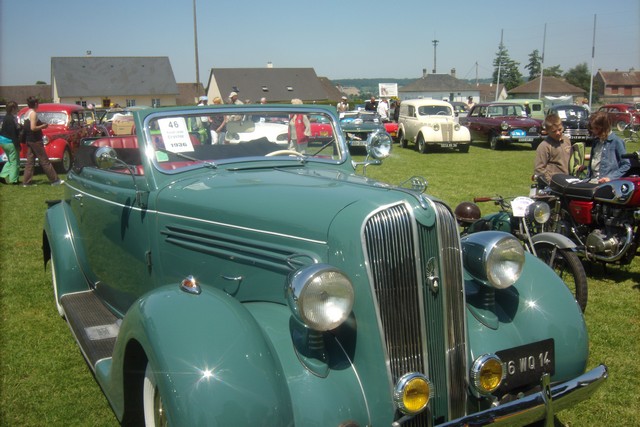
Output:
[155, 167, 401, 244]
[496, 116, 540, 127]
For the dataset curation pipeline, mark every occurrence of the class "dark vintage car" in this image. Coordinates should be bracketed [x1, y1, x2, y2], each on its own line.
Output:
[546, 104, 591, 143]
[16, 103, 100, 173]
[44, 103, 606, 426]
[340, 110, 392, 152]
[460, 102, 544, 150]
[597, 103, 640, 131]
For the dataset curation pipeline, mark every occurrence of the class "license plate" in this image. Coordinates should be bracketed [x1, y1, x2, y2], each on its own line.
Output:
[510, 129, 526, 137]
[496, 338, 555, 392]
[517, 136, 534, 142]
[440, 143, 458, 148]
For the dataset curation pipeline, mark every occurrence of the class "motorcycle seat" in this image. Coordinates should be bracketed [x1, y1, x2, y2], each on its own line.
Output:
[550, 174, 598, 200]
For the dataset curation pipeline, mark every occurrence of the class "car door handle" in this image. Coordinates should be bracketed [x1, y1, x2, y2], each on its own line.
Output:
[73, 194, 83, 201]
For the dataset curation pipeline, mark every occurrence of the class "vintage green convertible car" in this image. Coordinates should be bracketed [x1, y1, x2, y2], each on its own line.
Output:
[43, 104, 606, 426]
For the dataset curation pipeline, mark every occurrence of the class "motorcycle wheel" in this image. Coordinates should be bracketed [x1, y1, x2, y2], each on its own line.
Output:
[534, 243, 588, 313]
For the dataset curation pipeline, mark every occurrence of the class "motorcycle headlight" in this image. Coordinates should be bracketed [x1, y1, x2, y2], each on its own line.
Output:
[286, 264, 354, 331]
[526, 200, 551, 224]
[500, 121, 509, 131]
[461, 231, 525, 289]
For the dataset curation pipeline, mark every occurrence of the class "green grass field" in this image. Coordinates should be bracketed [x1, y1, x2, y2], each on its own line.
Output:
[1, 138, 638, 426]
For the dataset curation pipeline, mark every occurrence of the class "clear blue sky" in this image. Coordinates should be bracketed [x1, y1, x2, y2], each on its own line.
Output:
[1, 0, 638, 86]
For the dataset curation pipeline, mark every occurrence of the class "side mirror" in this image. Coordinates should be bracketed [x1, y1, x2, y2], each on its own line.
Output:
[94, 146, 118, 169]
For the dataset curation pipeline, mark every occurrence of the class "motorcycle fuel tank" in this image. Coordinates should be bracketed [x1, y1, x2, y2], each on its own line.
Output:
[593, 179, 636, 204]
[569, 200, 594, 224]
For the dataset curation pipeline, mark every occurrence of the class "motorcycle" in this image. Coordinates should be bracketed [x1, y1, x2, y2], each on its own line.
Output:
[539, 170, 640, 268]
[456, 195, 588, 312]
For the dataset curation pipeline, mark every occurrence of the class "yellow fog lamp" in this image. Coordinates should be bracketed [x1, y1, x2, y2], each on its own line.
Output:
[470, 354, 505, 395]
[393, 372, 433, 415]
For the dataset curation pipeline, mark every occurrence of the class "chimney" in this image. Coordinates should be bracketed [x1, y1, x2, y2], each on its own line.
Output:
[267, 61, 273, 68]
[422, 68, 427, 78]
[451, 68, 456, 78]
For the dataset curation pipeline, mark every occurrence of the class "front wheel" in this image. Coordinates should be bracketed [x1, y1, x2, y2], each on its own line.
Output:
[398, 130, 407, 148]
[616, 120, 627, 132]
[144, 363, 168, 427]
[54, 147, 72, 173]
[489, 135, 501, 150]
[535, 243, 588, 312]
[417, 134, 427, 153]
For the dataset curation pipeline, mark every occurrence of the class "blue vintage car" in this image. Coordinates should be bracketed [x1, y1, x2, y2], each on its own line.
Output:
[43, 103, 606, 426]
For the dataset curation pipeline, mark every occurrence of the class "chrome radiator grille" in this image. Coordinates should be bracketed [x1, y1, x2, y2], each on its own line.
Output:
[363, 201, 467, 424]
[438, 123, 454, 141]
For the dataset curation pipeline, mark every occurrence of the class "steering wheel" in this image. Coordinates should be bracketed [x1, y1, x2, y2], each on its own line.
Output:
[436, 111, 447, 115]
[266, 149, 304, 157]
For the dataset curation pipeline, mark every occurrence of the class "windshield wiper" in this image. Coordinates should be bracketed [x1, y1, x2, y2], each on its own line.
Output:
[155, 147, 217, 169]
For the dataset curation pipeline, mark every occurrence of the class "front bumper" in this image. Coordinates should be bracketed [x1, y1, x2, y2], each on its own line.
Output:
[438, 364, 608, 426]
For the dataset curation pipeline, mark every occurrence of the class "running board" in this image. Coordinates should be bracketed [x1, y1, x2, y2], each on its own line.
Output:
[60, 290, 119, 369]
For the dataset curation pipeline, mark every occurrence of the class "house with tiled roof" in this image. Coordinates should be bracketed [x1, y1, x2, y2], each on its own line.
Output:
[475, 83, 507, 102]
[398, 69, 479, 103]
[594, 69, 640, 103]
[51, 56, 179, 107]
[205, 66, 330, 104]
[508, 76, 585, 101]
[0, 84, 51, 107]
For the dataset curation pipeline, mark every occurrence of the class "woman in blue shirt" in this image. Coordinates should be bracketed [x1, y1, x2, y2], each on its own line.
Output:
[587, 111, 630, 183]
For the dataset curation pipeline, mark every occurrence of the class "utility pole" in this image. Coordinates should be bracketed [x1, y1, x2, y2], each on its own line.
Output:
[495, 30, 503, 101]
[432, 39, 439, 74]
[193, 0, 201, 96]
[538, 23, 547, 100]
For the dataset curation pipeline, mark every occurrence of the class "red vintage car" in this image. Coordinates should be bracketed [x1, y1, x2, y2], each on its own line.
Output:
[17, 103, 98, 173]
[460, 102, 544, 150]
[597, 103, 640, 131]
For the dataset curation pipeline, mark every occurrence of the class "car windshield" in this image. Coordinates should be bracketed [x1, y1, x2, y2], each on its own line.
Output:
[35, 112, 68, 125]
[340, 111, 380, 123]
[487, 104, 525, 117]
[554, 107, 589, 120]
[417, 105, 452, 116]
[144, 107, 344, 173]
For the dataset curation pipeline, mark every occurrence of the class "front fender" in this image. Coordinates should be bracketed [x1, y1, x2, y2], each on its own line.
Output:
[43, 200, 89, 297]
[531, 231, 577, 250]
[43, 138, 69, 159]
[105, 285, 294, 426]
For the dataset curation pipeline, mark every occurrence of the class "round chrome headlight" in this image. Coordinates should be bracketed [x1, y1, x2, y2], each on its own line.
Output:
[470, 354, 505, 395]
[43, 135, 50, 145]
[433, 123, 440, 131]
[393, 372, 433, 415]
[462, 231, 525, 289]
[454, 123, 461, 131]
[286, 264, 354, 331]
[500, 121, 509, 131]
[526, 200, 551, 224]
[366, 131, 392, 160]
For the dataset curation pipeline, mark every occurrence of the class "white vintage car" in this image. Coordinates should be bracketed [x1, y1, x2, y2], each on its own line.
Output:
[397, 99, 471, 153]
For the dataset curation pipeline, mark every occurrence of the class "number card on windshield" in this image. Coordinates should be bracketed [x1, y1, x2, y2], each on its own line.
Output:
[157, 117, 194, 153]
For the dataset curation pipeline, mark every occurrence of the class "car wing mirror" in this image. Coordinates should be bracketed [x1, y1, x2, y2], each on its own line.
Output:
[94, 146, 118, 169]
[93, 146, 148, 208]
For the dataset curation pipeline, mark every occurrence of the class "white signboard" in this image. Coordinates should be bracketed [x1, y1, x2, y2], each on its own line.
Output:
[379, 83, 398, 98]
[157, 117, 194, 153]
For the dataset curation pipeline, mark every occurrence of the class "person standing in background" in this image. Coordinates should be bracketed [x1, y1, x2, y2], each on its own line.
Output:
[0, 101, 21, 184]
[22, 96, 63, 187]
